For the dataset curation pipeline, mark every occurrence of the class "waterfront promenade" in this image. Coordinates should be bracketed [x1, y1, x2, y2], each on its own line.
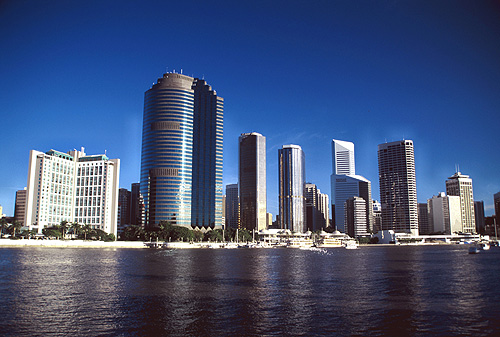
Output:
[0, 238, 145, 248]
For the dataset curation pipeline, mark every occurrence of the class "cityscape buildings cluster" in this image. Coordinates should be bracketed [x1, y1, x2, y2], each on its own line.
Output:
[2, 71, 499, 240]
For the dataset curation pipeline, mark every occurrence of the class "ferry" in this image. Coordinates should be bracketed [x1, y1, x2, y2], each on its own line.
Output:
[286, 238, 314, 248]
[315, 237, 342, 248]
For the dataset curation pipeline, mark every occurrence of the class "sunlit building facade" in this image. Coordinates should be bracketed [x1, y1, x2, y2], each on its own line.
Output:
[278, 144, 305, 233]
[25, 148, 119, 235]
[140, 72, 223, 229]
[331, 139, 372, 233]
[446, 171, 475, 233]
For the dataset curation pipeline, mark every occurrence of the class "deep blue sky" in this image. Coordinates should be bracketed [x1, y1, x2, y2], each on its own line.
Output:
[1, 0, 499, 218]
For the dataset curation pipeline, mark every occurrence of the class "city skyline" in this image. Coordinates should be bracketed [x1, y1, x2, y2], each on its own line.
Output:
[1, 1, 500, 218]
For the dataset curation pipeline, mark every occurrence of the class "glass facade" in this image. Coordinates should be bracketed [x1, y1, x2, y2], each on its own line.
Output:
[141, 73, 195, 227]
[191, 79, 224, 229]
[278, 145, 306, 233]
[140, 73, 223, 229]
[238, 132, 266, 231]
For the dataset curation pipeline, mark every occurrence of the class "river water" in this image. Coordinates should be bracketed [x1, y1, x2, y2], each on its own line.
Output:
[0, 245, 499, 336]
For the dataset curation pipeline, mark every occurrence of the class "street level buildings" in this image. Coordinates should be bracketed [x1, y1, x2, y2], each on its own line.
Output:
[278, 145, 306, 233]
[14, 188, 27, 226]
[446, 172, 475, 233]
[24, 148, 120, 235]
[344, 196, 368, 237]
[378, 140, 418, 235]
[130, 183, 144, 227]
[418, 203, 431, 235]
[474, 201, 485, 234]
[140, 72, 223, 229]
[238, 132, 266, 231]
[225, 183, 239, 229]
[494, 192, 500, 225]
[305, 183, 329, 232]
[330, 139, 372, 234]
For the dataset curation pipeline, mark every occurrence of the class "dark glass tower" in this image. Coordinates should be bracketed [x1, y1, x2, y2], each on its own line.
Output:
[140, 72, 223, 229]
[190, 79, 224, 228]
[238, 132, 266, 231]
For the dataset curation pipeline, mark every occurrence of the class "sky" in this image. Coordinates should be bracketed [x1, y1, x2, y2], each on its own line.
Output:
[1, 0, 499, 218]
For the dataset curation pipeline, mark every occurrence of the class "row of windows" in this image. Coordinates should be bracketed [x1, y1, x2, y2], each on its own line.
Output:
[75, 207, 101, 217]
[76, 196, 101, 207]
[76, 186, 103, 197]
[77, 176, 103, 186]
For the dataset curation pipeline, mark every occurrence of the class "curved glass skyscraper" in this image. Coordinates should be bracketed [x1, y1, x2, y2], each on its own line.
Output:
[140, 72, 223, 229]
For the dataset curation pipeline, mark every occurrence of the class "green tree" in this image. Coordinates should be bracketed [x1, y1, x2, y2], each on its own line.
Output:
[120, 225, 144, 241]
[60, 221, 69, 240]
[70, 222, 81, 238]
[168, 226, 194, 242]
[10, 221, 23, 238]
[192, 230, 204, 242]
[81, 224, 92, 240]
[42, 226, 62, 239]
[204, 229, 224, 242]
[0, 218, 8, 237]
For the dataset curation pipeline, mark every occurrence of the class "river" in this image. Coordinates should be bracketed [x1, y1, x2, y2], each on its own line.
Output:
[0, 245, 499, 336]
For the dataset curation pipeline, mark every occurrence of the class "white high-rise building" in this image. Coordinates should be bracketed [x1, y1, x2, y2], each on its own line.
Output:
[446, 172, 475, 233]
[332, 139, 355, 175]
[25, 148, 120, 236]
[345, 196, 368, 237]
[427, 192, 462, 234]
[330, 139, 372, 233]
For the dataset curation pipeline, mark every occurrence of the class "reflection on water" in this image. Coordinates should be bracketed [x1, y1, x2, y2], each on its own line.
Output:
[0, 245, 499, 336]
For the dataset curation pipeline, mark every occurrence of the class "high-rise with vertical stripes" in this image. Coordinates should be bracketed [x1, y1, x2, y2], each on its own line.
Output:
[278, 144, 306, 233]
[378, 140, 418, 235]
[140, 72, 223, 229]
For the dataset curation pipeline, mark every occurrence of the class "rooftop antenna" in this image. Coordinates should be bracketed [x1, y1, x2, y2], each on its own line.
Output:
[105, 149, 107, 156]
[180, 68, 183, 74]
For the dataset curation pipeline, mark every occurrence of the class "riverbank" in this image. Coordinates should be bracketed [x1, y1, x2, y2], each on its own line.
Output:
[0, 239, 146, 248]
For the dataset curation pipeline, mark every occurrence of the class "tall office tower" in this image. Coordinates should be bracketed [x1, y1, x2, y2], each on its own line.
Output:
[225, 183, 239, 229]
[446, 172, 475, 233]
[474, 201, 485, 234]
[266, 213, 273, 228]
[319, 192, 330, 230]
[278, 145, 306, 233]
[130, 183, 144, 227]
[25, 148, 119, 235]
[238, 132, 266, 231]
[118, 188, 131, 227]
[14, 188, 27, 225]
[372, 200, 382, 232]
[140, 72, 223, 229]
[427, 192, 461, 234]
[494, 192, 500, 226]
[378, 140, 418, 235]
[344, 196, 368, 237]
[418, 203, 431, 235]
[330, 139, 373, 233]
[305, 183, 329, 232]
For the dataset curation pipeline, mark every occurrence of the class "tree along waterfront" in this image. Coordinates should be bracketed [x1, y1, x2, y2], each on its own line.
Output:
[120, 221, 253, 243]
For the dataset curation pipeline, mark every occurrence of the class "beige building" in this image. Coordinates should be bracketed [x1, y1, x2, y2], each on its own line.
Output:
[25, 147, 120, 236]
[428, 192, 462, 234]
[446, 172, 475, 233]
